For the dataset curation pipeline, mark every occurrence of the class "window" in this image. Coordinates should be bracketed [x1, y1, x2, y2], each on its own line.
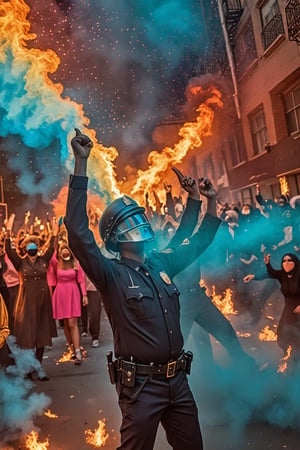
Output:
[284, 85, 300, 135]
[260, 0, 284, 49]
[249, 108, 269, 156]
[261, 0, 279, 27]
[241, 188, 253, 206]
[234, 19, 257, 78]
[228, 134, 246, 166]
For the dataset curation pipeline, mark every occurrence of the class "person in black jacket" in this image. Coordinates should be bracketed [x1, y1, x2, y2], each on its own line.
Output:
[64, 128, 221, 450]
[244, 252, 300, 368]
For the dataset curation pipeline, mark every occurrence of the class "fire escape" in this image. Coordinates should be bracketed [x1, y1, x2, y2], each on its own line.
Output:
[285, 0, 300, 44]
[221, 0, 243, 45]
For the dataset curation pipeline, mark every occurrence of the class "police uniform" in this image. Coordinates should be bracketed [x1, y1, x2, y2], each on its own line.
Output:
[65, 175, 221, 450]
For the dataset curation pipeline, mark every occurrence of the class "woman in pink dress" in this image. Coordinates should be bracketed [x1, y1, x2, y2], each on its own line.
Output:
[50, 243, 88, 365]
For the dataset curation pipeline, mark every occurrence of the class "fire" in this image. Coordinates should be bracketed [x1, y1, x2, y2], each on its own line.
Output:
[23, 431, 49, 450]
[44, 409, 58, 419]
[85, 419, 109, 448]
[277, 345, 292, 374]
[209, 285, 237, 316]
[258, 325, 277, 342]
[237, 332, 251, 338]
[0, 0, 120, 212]
[127, 86, 223, 206]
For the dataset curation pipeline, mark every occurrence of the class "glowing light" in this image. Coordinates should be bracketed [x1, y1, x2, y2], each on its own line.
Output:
[85, 419, 109, 448]
[23, 431, 49, 449]
[258, 325, 277, 342]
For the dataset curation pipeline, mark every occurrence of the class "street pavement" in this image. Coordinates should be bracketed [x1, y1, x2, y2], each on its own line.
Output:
[4, 308, 300, 450]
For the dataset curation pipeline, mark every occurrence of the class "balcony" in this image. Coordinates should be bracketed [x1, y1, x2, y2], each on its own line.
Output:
[222, 0, 243, 44]
[261, 13, 285, 50]
[285, 0, 300, 44]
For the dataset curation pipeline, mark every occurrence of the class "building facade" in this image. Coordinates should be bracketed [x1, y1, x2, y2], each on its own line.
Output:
[221, 0, 300, 205]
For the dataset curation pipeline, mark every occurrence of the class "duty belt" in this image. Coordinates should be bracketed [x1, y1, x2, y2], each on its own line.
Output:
[117, 352, 192, 379]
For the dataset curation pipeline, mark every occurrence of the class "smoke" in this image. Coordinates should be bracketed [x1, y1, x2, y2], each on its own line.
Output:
[0, 0, 220, 206]
[187, 328, 300, 440]
[0, 336, 51, 444]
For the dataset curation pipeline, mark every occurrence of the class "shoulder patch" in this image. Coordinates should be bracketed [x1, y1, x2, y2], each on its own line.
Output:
[161, 248, 174, 254]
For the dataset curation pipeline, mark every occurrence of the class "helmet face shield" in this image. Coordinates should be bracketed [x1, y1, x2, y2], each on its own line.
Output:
[114, 213, 154, 245]
[99, 195, 155, 253]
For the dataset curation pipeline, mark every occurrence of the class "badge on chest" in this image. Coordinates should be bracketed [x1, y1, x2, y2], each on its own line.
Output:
[159, 271, 171, 285]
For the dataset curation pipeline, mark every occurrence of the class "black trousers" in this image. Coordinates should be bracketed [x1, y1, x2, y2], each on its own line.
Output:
[86, 290, 102, 340]
[180, 288, 247, 361]
[116, 370, 203, 450]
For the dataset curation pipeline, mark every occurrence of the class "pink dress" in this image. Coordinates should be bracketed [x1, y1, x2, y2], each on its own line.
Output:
[51, 263, 87, 320]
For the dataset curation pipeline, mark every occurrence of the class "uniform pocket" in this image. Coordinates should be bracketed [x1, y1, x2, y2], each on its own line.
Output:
[125, 286, 157, 320]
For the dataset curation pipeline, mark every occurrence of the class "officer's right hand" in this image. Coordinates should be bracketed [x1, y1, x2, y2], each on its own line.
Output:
[71, 128, 93, 160]
[172, 167, 199, 200]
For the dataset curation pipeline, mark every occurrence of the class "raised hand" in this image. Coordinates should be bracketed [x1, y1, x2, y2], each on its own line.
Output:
[172, 167, 199, 199]
[263, 253, 270, 265]
[198, 177, 216, 199]
[71, 128, 93, 160]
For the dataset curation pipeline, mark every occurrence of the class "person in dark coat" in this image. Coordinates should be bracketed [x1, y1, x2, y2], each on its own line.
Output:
[244, 252, 300, 368]
[5, 219, 57, 379]
[64, 128, 221, 450]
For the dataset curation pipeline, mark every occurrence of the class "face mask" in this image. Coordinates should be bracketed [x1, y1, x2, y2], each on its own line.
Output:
[26, 243, 38, 257]
[27, 248, 38, 257]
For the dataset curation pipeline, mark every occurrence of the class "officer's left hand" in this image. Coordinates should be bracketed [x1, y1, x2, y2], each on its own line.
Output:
[172, 167, 199, 199]
[198, 177, 216, 199]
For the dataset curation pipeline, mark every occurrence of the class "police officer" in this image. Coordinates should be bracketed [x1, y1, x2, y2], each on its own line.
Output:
[64, 128, 221, 450]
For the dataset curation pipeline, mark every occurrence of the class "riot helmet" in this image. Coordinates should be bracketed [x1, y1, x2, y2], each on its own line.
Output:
[99, 195, 154, 253]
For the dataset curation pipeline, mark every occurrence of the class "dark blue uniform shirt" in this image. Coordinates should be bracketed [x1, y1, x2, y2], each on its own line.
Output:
[65, 175, 221, 365]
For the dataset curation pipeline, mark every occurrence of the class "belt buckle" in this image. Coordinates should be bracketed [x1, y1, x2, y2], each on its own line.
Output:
[166, 360, 176, 378]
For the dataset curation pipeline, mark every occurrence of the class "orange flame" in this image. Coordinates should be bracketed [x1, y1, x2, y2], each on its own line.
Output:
[1, 0, 120, 211]
[23, 431, 49, 450]
[44, 409, 58, 419]
[277, 345, 292, 374]
[208, 285, 237, 316]
[85, 419, 109, 448]
[127, 86, 223, 206]
[258, 325, 277, 342]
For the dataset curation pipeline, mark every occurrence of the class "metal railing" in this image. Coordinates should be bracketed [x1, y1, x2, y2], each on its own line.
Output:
[285, 0, 300, 44]
[261, 13, 285, 50]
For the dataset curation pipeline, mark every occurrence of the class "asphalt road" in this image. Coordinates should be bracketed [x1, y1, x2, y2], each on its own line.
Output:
[3, 304, 300, 450]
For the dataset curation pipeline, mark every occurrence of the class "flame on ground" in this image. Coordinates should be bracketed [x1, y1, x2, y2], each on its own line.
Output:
[23, 431, 49, 450]
[208, 285, 237, 316]
[44, 409, 58, 419]
[85, 419, 109, 448]
[277, 345, 292, 374]
[258, 325, 277, 342]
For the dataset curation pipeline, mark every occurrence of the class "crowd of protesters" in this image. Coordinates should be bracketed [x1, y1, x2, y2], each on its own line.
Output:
[0, 180, 300, 376]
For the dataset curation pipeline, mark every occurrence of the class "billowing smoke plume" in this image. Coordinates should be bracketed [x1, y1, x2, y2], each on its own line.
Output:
[0, 336, 51, 445]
